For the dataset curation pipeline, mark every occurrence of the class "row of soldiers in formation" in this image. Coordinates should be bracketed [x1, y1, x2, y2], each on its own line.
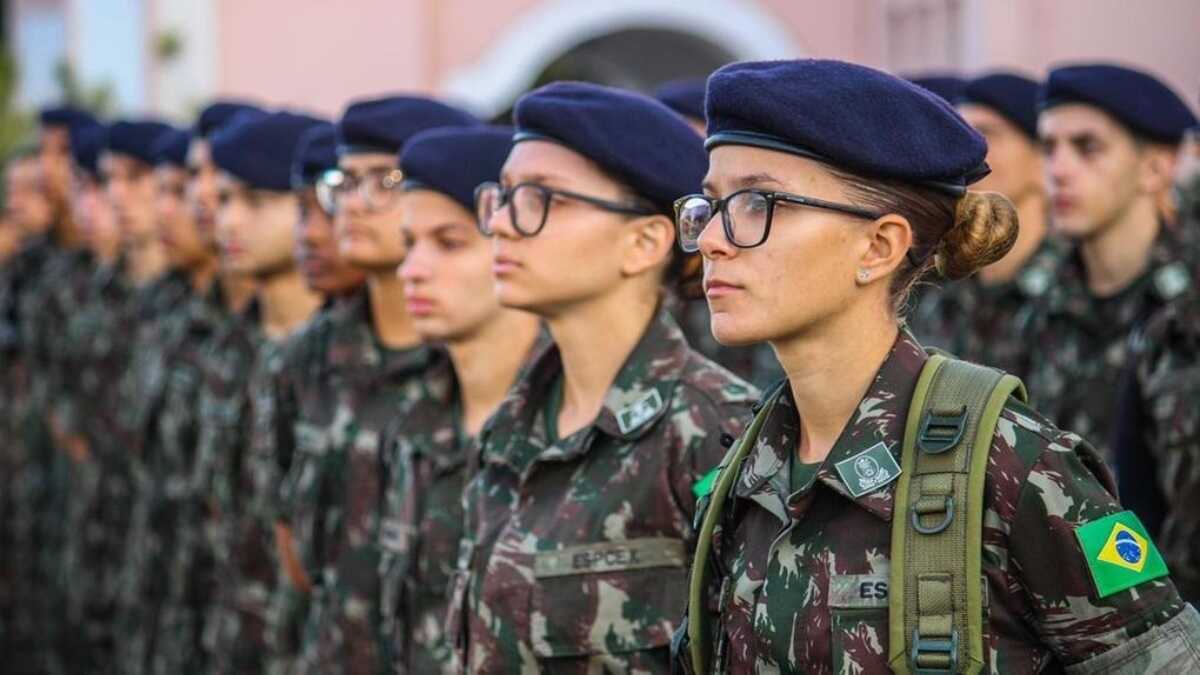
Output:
[0, 56, 1198, 674]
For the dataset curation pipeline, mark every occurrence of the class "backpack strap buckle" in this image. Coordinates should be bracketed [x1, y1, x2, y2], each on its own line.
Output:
[917, 406, 967, 454]
[910, 495, 955, 535]
[910, 628, 958, 674]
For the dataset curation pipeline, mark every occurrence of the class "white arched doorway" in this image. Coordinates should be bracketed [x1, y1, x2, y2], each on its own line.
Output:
[443, 0, 802, 118]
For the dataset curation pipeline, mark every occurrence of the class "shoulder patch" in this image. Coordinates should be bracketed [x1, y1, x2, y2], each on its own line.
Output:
[1074, 511, 1168, 598]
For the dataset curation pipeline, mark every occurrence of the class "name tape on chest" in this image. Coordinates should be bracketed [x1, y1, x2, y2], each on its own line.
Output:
[534, 537, 686, 579]
[833, 442, 902, 498]
[828, 574, 890, 609]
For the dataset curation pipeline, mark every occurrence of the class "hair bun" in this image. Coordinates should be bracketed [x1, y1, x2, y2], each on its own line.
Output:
[934, 191, 1019, 281]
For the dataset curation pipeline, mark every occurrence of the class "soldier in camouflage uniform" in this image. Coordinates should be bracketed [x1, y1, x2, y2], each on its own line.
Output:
[20, 108, 105, 674]
[457, 82, 756, 673]
[376, 126, 542, 674]
[673, 58, 1200, 674]
[100, 118, 191, 674]
[1110, 138, 1200, 606]
[262, 96, 475, 675]
[143, 125, 238, 675]
[199, 110, 327, 674]
[655, 77, 784, 390]
[265, 122, 364, 672]
[911, 73, 1060, 377]
[49, 121, 136, 673]
[1024, 64, 1198, 467]
[0, 146, 60, 673]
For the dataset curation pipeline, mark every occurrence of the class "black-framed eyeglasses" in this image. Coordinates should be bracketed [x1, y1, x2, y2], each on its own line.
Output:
[673, 188, 883, 253]
[315, 167, 404, 215]
[475, 181, 657, 237]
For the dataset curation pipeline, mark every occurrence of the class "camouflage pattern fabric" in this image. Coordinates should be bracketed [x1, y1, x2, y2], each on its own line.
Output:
[1, 235, 60, 672]
[910, 235, 1064, 378]
[1024, 227, 1195, 465]
[678, 330, 1200, 674]
[376, 338, 549, 675]
[271, 288, 440, 675]
[450, 307, 757, 674]
[1114, 291, 1200, 606]
[148, 286, 242, 675]
[195, 301, 294, 675]
[111, 270, 195, 675]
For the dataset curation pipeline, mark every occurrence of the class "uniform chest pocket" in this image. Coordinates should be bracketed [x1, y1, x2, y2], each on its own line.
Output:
[530, 537, 689, 660]
[829, 574, 891, 674]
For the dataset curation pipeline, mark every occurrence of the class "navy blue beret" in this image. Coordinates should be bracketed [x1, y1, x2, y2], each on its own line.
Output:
[70, 124, 108, 177]
[195, 100, 265, 138]
[707, 60, 989, 194]
[211, 111, 326, 191]
[336, 95, 478, 156]
[1040, 63, 1198, 145]
[959, 72, 1041, 139]
[152, 128, 193, 168]
[908, 75, 968, 103]
[513, 81, 706, 214]
[654, 78, 708, 121]
[291, 122, 337, 189]
[106, 119, 175, 165]
[400, 125, 514, 212]
[39, 106, 100, 132]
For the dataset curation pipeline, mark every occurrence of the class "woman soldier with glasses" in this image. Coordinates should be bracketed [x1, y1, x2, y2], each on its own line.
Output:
[671, 60, 1200, 674]
[448, 82, 757, 673]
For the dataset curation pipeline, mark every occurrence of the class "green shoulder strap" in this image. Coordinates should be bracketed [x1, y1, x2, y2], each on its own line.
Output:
[888, 354, 1027, 674]
[686, 382, 787, 674]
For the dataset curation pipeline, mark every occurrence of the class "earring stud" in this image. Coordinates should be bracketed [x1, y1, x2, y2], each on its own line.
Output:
[858, 269, 870, 282]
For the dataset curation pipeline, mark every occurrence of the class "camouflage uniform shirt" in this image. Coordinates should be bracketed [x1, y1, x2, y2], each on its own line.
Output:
[377, 354, 465, 675]
[911, 236, 1064, 378]
[272, 287, 441, 675]
[449, 307, 758, 673]
[681, 330, 1200, 674]
[1024, 227, 1194, 464]
[1113, 292, 1200, 605]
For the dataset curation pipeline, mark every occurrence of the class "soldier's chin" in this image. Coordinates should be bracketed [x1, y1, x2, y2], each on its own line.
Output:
[412, 316, 452, 342]
[711, 315, 764, 347]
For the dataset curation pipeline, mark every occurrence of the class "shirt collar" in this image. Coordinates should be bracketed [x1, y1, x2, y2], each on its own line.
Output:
[481, 306, 691, 474]
[734, 330, 928, 524]
[325, 285, 438, 378]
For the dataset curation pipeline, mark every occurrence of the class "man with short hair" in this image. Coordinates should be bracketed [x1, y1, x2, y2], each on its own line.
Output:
[198, 110, 326, 674]
[1025, 63, 1198, 466]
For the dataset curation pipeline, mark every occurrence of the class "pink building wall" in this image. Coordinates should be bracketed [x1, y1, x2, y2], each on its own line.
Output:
[209, 1, 1200, 118]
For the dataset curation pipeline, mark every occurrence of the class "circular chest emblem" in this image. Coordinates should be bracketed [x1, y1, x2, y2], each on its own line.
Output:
[854, 455, 880, 480]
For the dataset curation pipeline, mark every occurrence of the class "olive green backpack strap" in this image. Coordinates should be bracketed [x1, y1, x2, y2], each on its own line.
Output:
[888, 354, 1027, 675]
[685, 381, 787, 674]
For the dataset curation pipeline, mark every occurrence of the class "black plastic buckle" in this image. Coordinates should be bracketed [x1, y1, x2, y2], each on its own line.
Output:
[910, 628, 959, 674]
[917, 407, 967, 454]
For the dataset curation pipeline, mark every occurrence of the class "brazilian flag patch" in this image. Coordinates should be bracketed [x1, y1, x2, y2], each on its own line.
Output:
[1074, 510, 1168, 598]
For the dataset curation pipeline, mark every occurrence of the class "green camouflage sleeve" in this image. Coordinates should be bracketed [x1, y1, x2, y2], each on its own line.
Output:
[1008, 425, 1200, 671]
